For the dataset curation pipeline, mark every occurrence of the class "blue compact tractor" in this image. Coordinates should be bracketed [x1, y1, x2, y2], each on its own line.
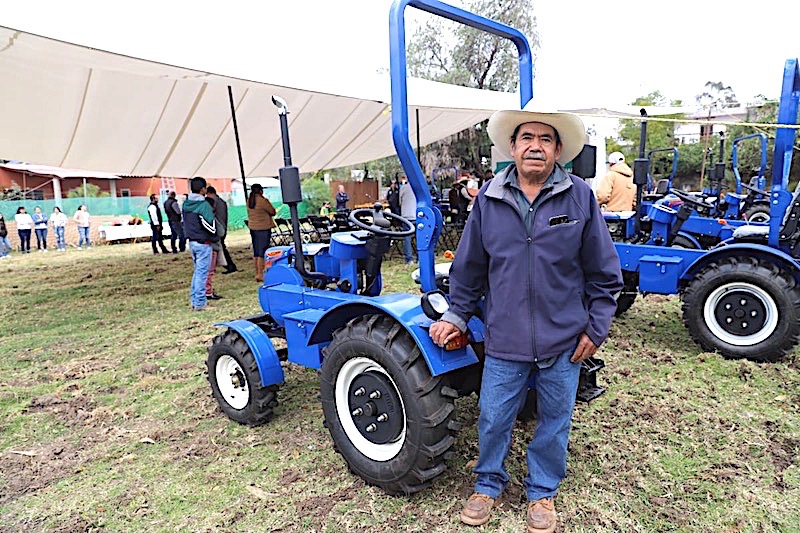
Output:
[609, 58, 800, 362]
[205, 0, 604, 495]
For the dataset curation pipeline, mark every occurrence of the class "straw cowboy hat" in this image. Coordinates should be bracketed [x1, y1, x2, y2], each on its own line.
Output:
[487, 100, 587, 164]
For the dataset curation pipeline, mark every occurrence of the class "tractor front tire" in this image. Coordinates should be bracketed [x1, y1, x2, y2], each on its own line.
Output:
[207, 330, 279, 426]
[682, 257, 800, 362]
[320, 315, 459, 495]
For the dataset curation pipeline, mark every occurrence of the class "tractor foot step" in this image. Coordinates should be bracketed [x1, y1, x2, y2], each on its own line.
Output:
[576, 385, 605, 403]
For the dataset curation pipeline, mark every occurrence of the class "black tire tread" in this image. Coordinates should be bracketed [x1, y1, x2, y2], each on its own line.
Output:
[320, 315, 458, 495]
[206, 330, 279, 426]
[681, 256, 800, 362]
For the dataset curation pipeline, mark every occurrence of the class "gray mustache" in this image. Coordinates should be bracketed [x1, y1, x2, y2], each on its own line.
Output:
[523, 152, 546, 161]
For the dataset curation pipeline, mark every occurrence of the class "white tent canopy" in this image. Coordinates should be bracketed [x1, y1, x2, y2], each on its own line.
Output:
[0, 25, 519, 178]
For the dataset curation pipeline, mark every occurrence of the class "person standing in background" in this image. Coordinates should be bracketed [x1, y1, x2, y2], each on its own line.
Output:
[335, 184, 350, 211]
[15, 206, 33, 253]
[206, 186, 237, 274]
[182, 177, 218, 311]
[246, 183, 277, 282]
[164, 191, 186, 253]
[0, 212, 11, 258]
[204, 195, 225, 300]
[73, 205, 91, 249]
[399, 176, 416, 264]
[147, 194, 170, 254]
[51, 207, 68, 252]
[32, 206, 48, 252]
[386, 180, 401, 215]
[596, 152, 635, 212]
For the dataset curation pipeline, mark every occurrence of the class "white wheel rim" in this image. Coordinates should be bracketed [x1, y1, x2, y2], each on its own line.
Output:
[335, 357, 406, 462]
[215, 354, 250, 410]
[749, 213, 770, 223]
[703, 282, 778, 346]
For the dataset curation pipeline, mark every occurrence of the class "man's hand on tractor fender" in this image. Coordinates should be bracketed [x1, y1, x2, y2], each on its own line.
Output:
[429, 321, 461, 347]
[570, 332, 598, 363]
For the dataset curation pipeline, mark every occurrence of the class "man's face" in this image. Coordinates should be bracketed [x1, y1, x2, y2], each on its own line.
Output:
[509, 122, 561, 180]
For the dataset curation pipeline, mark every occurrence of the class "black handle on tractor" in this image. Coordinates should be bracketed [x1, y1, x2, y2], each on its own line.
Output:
[632, 108, 649, 236]
[272, 95, 327, 287]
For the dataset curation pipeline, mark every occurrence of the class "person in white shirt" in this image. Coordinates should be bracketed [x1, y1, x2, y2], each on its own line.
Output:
[147, 194, 170, 254]
[73, 205, 91, 249]
[14, 206, 33, 253]
[51, 206, 68, 251]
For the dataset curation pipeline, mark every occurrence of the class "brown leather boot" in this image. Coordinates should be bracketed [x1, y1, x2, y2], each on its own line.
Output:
[527, 498, 556, 533]
[460, 493, 495, 526]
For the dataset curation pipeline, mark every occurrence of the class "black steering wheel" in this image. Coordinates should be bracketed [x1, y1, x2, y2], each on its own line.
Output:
[739, 181, 770, 197]
[669, 188, 712, 215]
[349, 202, 415, 238]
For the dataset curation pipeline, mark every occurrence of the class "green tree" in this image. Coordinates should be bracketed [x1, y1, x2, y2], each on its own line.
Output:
[66, 183, 109, 198]
[695, 81, 740, 182]
[300, 176, 332, 215]
[407, 0, 539, 174]
[614, 92, 681, 161]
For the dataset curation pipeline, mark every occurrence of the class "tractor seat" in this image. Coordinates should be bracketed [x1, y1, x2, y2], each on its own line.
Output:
[732, 225, 769, 240]
[411, 263, 452, 290]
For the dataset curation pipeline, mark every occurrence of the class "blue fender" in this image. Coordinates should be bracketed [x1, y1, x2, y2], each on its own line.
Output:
[307, 295, 481, 377]
[215, 319, 284, 386]
[682, 243, 800, 283]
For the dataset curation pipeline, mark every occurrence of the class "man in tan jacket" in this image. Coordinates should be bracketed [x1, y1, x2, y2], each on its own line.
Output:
[596, 151, 635, 211]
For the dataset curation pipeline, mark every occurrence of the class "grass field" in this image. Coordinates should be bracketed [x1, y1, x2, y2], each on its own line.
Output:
[1, 228, 798, 532]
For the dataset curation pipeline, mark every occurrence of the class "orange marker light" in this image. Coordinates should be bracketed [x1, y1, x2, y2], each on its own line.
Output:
[445, 332, 470, 351]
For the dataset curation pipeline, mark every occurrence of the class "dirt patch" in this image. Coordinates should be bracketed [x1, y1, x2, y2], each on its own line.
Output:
[47, 356, 115, 382]
[25, 393, 100, 428]
[0, 439, 85, 505]
[295, 484, 361, 528]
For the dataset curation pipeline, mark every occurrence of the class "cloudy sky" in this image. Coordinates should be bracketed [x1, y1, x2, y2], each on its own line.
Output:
[3, 0, 798, 109]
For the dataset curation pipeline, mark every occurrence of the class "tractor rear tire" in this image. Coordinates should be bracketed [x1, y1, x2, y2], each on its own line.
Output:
[207, 330, 279, 426]
[744, 203, 771, 224]
[320, 315, 459, 495]
[682, 257, 800, 362]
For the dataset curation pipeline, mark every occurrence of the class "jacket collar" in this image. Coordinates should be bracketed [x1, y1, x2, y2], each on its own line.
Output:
[485, 163, 573, 201]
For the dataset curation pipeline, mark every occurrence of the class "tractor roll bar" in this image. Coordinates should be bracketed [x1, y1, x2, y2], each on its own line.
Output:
[389, 0, 533, 293]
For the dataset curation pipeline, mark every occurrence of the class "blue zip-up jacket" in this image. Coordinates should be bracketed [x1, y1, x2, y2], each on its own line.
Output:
[441, 164, 622, 363]
[182, 194, 218, 243]
[33, 213, 48, 229]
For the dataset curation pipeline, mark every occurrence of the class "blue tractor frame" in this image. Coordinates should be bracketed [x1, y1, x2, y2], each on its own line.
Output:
[610, 58, 800, 362]
[205, 0, 603, 496]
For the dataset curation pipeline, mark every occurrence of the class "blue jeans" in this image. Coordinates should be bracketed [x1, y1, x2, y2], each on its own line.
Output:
[474, 344, 581, 501]
[55, 226, 66, 250]
[169, 220, 186, 252]
[0, 235, 11, 256]
[402, 235, 414, 263]
[189, 241, 212, 308]
[78, 226, 91, 247]
[35, 228, 48, 249]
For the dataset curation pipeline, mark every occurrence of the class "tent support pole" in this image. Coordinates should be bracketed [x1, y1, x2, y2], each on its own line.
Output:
[228, 86, 248, 201]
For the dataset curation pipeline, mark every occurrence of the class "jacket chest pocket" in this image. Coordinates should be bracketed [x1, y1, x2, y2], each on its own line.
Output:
[536, 219, 583, 249]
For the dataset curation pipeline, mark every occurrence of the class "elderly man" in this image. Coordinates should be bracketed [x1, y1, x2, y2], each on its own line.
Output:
[429, 102, 622, 532]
